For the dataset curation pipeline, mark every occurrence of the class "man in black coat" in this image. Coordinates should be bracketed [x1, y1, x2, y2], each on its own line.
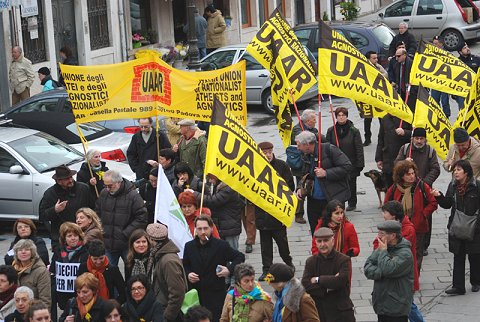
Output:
[39, 165, 94, 255]
[256, 141, 295, 281]
[127, 118, 171, 181]
[390, 48, 418, 111]
[295, 131, 352, 235]
[388, 22, 417, 57]
[183, 215, 245, 322]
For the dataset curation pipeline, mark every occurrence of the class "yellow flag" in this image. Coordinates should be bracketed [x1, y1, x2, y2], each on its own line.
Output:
[454, 68, 480, 139]
[410, 40, 474, 97]
[61, 53, 247, 125]
[355, 101, 387, 118]
[246, 8, 317, 148]
[317, 20, 413, 123]
[205, 98, 297, 227]
[413, 85, 452, 160]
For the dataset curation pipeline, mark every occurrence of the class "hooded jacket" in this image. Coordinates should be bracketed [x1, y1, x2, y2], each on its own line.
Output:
[364, 238, 414, 317]
[95, 179, 148, 252]
[273, 278, 320, 322]
[206, 10, 226, 48]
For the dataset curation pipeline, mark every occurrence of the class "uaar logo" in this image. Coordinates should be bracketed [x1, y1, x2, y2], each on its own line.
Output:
[131, 62, 172, 105]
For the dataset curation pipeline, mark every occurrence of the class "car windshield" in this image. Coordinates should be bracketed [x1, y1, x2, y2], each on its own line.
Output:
[372, 25, 394, 49]
[66, 122, 108, 137]
[8, 132, 83, 172]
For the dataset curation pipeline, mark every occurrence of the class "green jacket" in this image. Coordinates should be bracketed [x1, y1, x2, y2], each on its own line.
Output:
[364, 238, 414, 317]
[179, 135, 207, 178]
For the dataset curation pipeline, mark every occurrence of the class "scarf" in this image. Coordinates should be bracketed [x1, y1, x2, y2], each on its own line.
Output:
[328, 221, 344, 253]
[61, 242, 83, 261]
[334, 122, 350, 141]
[273, 282, 291, 322]
[76, 295, 96, 321]
[146, 242, 164, 281]
[228, 282, 271, 322]
[86, 256, 110, 300]
[0, 284, 17, 309]
[397, 183, 413, 218]
[131, 253, 149, 277]
[457, 181, 468, 196]
[12, 260, 34, 276]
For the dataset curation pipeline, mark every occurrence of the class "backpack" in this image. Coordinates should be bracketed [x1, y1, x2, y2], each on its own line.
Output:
[386, 179, 429, 205]
[286, 145, 304, 170]
[402, 143, 434, 159]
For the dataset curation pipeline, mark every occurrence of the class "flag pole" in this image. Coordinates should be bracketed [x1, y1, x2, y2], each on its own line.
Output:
[199, 173, 207, 210]
[408, 127, 414, 159]
[76, 124, 99, 197]
[156, 117, 161, 166]
[317, 94, 322, 168]
[328, 95, 339, 147]
[290, 89, 304, 131]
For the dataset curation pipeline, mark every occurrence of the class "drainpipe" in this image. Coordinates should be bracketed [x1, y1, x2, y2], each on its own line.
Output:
[118, 0, 127, 61]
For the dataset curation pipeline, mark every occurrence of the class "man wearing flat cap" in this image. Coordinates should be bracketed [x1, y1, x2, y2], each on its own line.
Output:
[302, 227, 355, 322]
[173, 119, 206, 178]
[364, 220, 414, 322]
[147, 223, 188, 322]
[256, 141, 295, 281]
[39, 165, 94, 254]
[444, 127, 480, 179]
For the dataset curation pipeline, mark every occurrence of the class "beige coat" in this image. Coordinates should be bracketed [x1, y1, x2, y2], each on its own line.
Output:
[17, 257, 51, 308]
[9, 54, 35, 94]
[220, 292, 274, 322]
[443, 137, 480, 179]
[207, 11, 226, 49]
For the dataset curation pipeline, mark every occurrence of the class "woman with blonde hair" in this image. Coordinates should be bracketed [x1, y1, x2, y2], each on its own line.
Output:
[77, 149, 109, 199]
[12, 240, 51, 308]
[76, 207, 103, 244]
[50, 222, 89, 310]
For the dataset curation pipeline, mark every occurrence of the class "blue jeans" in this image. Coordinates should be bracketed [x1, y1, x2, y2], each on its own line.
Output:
[199, 47, 207, 59]
[431, 89, 450, 117]
[409, 301, 424, 322]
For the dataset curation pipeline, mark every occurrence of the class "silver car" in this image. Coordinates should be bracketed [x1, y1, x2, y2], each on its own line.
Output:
[198, 44, 318, 114]
[359, 0, 480, 51]
[0, 126, 135, 221]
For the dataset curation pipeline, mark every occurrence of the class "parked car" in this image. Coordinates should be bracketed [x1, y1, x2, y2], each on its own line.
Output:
[293, 21, 395, 68]
[0, 126, 135, 221]
[196, 44, 318, 113]
[358, 0, 480, 51]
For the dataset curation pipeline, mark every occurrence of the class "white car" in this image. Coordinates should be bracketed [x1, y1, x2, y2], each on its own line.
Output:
[198, 44, 318, 113]
[0, 126, 135, 221]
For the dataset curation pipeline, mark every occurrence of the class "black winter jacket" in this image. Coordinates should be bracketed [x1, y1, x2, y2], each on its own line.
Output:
[76, 161, 109, 199]
[59, 296, 107, 322]
[122, 290, 165, 322]
[388, 30, 417, 56]
[95, 179, 148, 252]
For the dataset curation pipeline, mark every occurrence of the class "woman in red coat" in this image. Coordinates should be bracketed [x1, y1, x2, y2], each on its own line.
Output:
[311, 200, 360, 257]
[385, 160, 438, 272]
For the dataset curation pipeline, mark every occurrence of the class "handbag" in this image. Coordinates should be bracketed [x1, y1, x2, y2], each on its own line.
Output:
[181, 289, 200, 314]
[449, 193, 479, 241]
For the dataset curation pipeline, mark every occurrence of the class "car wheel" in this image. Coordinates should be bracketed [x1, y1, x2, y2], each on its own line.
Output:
[261, 90, 275, 114]
[441, 29, 464, 51]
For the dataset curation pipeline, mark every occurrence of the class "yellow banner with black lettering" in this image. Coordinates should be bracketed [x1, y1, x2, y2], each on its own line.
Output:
[413, 85, 452, 160]
[454, 68, 480, 139]
[410, 40, 474, 97]
[205, 98, 297, 227]
[355, 101, 387, 118]
[317, 20, 413, 123]
[246, 8, 317, 148]
[60, 53, 247, 125]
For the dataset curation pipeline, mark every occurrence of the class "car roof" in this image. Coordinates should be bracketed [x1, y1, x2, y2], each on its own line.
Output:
[0, 126, 39, 143]
[294, 21, 385, 29]
[6, 89, 67, 113]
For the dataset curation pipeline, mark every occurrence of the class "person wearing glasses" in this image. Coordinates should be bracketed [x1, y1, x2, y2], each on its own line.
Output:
[95, 170, 148, 271]
[127, 118, 171, 184]
[122, 274, 164, 322]
[390, 47, 418, 111]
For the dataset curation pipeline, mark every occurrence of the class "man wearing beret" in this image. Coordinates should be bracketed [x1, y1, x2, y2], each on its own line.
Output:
[364, 220, 414, 322]
[256, 141, 295, 281]
[444, 127, 480, 179]
[302, 227, 355, 322]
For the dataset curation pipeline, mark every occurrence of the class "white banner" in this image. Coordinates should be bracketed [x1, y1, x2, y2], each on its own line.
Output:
[55, 262, 80, 292]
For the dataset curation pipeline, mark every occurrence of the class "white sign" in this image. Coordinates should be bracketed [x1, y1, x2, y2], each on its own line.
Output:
[20, 0, 37, 17]
[55, 262, 80, 292]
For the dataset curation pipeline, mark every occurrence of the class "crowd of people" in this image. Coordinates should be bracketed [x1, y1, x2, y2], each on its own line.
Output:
[3, 22, 480, 322]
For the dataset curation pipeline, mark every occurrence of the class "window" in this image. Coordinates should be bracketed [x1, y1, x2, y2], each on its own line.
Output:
[384, 0, 414, 17]
[372, 25, 395, 49]
[276, 0, 286, 16]
[130, 0, 152, 34]
[417, 0, 443, 15]
[294, 29, 312, 47]
[241, 53, 264, 70]
[88, 0, 110, 49]
[202, 50, 237, 69]
[0, 148, 18, 173]
[11, 98, 60, 113]
[347, 30, 369, 48]
[20, 1, 46, 63]
[241, 0, 252, 27]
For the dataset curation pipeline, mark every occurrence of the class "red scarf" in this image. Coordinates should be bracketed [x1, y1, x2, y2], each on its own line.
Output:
[86, 256, 110, 300]
[0, 284, 17, 309]
[328, 221, 344, 253]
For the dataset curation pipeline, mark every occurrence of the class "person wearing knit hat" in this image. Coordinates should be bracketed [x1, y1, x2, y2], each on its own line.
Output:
[37, 66, 59, 92]
[146, 222, 188, 321]
[365, 219, 414, 321]
[443, 127, 480, 179]
[256, 141, 295, 281]
[266, 263, 320, 322]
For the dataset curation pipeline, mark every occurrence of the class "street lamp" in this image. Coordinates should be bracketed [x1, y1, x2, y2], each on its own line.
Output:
[186, 1, 201, 70]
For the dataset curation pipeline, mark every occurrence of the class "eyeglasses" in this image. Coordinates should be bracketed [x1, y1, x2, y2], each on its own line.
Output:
[395, 54, 404, 57]
[104, 183, 116, 189]
[131, 286, 145, 292]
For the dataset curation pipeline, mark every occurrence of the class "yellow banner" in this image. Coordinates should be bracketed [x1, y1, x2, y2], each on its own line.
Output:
[205, 98, 297, 227]
[413, 85, 452, 160]
[454, 69, 480, 139]
[60, 54, 247, 125]
[246, 8, 317, 148]
[317, 20, 413, 123]
[355, 101, 387, 118]
[410, 40, 474, 97]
